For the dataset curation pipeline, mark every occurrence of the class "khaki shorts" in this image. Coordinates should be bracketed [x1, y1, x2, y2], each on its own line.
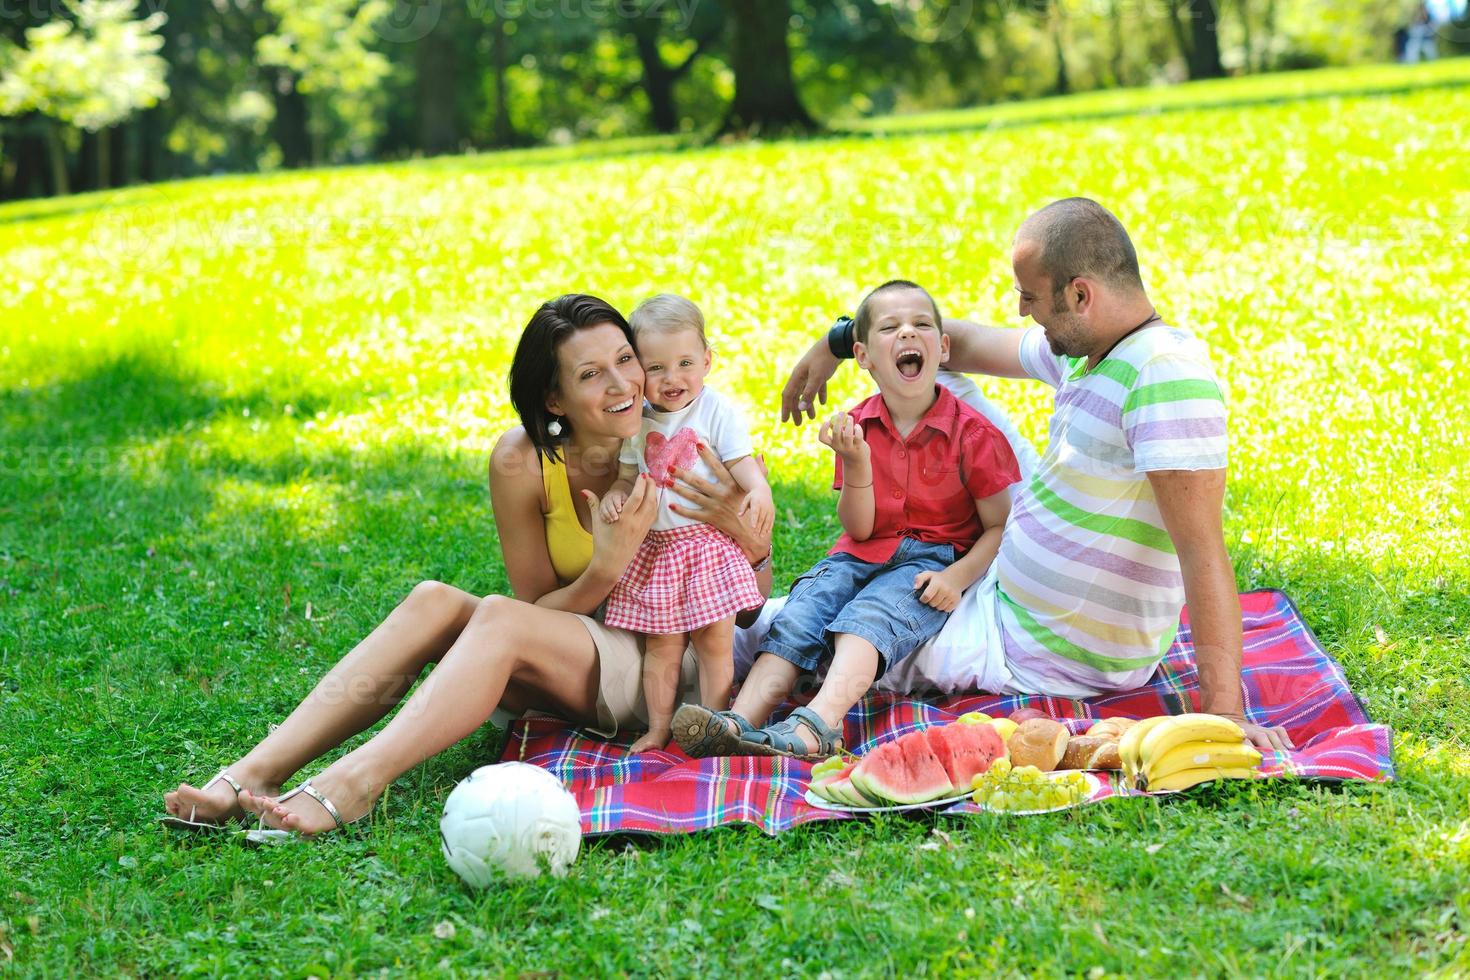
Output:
[574, 615, 701, 739]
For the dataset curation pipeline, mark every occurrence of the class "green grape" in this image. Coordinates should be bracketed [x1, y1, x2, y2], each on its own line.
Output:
[989, 759, 1012, 779]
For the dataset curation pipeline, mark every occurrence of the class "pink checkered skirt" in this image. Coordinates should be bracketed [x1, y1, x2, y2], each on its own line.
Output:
[602, 524, 764, 634]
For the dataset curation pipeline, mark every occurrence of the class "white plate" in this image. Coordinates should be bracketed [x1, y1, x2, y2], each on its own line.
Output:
[803, 788, 973, 814]
[973, 770, 1104, 815]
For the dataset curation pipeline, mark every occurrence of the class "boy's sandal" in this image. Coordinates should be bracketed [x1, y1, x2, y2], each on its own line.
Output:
[671, 704, 757, 758]
[158, 769, 249, 834]
[241, 780, 366, 845]
[740, 706, 845, 761]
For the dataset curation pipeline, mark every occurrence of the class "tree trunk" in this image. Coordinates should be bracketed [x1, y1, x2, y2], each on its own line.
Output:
[417, 14, 459, 154]
[723, 0, 814, 134]
[139, 105, 162, 183]
[1185, 0, 1224, 79]
[120, 119, 140, 186]
[1108, 0, 1128, 87]
[46, 123, 70, 197]
[0, 135, 14, 200]
[1235, 0, 1254, 74]
[271, 69, 312, 168]
[1165, 0, 1192, 69]
[629, 16, 679, 134]
[1051, 9, 1071, 95]
[9, 130, 49, 200]
[96, 127, 112, 190]
[489, 15, 517, 147]
[1259, 0, 1277, 71]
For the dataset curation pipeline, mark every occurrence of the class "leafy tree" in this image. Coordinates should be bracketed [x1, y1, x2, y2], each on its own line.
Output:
[0, 0, 168, 194]
[616, 0, 726, 134]
[256, 0, 392, 164]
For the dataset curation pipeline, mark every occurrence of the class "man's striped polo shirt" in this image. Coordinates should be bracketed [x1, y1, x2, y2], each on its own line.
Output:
[996, 323, 1229, 697]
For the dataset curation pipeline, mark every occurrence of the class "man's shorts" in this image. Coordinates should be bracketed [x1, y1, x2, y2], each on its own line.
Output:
[759, 537, 956, 678]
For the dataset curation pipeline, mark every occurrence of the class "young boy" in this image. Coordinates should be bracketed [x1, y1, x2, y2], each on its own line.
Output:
[673, 279, 1021, 759]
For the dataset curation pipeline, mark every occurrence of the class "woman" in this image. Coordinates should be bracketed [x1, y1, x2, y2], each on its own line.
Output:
[161, 294, 773, 836]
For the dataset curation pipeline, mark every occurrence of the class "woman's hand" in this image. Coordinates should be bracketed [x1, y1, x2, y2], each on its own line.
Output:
[583, 474, 658, 578]
[668, 444, 772, 563]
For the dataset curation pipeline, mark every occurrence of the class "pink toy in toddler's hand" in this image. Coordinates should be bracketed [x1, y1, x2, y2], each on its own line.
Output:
[644, 428, 702, 487]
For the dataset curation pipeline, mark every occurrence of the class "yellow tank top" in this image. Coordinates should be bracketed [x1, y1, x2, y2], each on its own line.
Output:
[541, 453, 594, 584]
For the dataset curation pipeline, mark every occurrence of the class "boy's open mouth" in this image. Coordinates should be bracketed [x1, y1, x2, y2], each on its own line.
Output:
[895, 347, 925, 380]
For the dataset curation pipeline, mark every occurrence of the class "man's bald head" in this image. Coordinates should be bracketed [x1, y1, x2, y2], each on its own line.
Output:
[1015, 198, 1144, 304]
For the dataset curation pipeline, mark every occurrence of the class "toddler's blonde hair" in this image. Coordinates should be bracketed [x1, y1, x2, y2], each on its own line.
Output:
[629, 293, 708, 348]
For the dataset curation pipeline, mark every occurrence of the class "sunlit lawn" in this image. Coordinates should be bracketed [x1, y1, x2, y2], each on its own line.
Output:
[2, 61, 1468, 974]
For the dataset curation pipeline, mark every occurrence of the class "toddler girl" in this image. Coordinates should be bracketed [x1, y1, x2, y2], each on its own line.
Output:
[600, 294, 773, 752]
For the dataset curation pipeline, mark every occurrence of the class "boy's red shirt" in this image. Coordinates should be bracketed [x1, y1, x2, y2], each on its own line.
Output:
[831, 384, 1020, 563]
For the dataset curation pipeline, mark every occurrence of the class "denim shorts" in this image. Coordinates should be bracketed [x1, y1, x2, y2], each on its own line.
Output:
[759, 537, 957, 678]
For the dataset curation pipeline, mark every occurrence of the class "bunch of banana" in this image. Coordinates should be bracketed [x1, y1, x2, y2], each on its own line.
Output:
[1118, 713, 1263, 792]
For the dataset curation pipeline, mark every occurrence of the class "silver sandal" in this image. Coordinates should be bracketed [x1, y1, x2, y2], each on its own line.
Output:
[158, 769, 251, 834]
[242, 779, 369, 845]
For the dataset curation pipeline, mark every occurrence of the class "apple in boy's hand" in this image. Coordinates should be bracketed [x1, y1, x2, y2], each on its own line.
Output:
[1010, 707, 1050, 723]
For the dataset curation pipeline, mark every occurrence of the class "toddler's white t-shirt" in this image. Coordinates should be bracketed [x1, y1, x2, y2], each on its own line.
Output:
[620, 387, 754, 532]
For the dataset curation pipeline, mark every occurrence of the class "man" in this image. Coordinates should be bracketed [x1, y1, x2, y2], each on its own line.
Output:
[780, 198, 1292, 751]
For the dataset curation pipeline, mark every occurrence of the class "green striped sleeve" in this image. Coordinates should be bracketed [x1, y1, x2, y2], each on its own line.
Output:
[1123, 378, 1223, 414]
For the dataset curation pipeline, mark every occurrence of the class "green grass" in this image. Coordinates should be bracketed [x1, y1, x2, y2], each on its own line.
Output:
[3, 62, 1468, 975]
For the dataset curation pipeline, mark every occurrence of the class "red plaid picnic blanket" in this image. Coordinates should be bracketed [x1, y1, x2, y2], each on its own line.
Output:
[501, 590, 1393, 836]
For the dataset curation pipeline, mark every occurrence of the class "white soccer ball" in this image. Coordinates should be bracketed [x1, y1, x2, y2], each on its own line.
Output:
[439, 762, 582, 887]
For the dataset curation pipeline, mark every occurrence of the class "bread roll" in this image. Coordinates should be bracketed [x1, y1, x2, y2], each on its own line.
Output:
[1060, 735, 1119, 770]
[1087, 717, 1137, 740]
[1007, 718, 1068, 771]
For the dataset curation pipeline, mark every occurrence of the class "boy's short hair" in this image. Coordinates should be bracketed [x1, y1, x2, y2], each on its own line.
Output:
[853, 280, 942, 345]
[629, 293, 708, 347]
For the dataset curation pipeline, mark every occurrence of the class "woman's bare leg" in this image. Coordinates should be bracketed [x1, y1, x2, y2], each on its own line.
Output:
[164, 580, 480, 823]
[244, 595, 604, 834]
[628, 632, 686, 753]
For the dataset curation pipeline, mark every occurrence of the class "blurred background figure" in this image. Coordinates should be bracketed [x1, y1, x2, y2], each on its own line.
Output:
[1404, 0, 1470, 62]
[1403, 3, 1439, 62]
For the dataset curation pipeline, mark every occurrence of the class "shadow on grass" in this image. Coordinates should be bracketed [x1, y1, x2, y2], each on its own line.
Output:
[0, 351, 848, 820]
[2, 348, 1465, 839]
[4, 350, 1470, 980]
[0, 349, 341, 450]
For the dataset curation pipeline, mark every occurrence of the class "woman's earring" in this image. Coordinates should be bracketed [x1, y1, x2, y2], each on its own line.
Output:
[547, 417, 563, 437]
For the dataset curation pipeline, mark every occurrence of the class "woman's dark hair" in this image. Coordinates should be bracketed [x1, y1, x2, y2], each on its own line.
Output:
[509, 293, 634, 462]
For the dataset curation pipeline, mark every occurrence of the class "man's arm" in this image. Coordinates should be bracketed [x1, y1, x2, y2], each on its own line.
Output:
[1148, 467, 1294, 752]
[941, 318, 1030, 379]
[779, 317, 1030, 425]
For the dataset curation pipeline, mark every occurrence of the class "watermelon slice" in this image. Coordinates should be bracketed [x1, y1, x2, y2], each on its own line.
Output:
[810, 761, 856, 803]
[828, 775, 883, 807]
[924, 722, 1005, 789]
[851, 729, 955, 804]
